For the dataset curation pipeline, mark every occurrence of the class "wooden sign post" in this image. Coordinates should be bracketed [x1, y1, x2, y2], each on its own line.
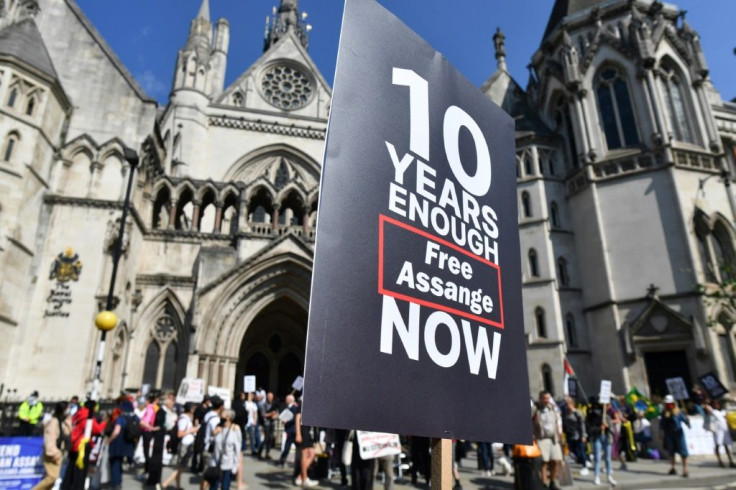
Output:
[431, 438, 452, 490]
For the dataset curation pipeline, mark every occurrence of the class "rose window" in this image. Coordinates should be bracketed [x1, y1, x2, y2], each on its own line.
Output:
[261, 65, 313, 110]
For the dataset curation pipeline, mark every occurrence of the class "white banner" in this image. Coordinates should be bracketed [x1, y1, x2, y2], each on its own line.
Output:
[356, 431, 402, 460]
[176, 378, 205, 405]
[243, 375, 256, 393]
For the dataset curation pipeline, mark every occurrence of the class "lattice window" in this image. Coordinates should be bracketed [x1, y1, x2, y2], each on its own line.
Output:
[596, 68, 639, 150]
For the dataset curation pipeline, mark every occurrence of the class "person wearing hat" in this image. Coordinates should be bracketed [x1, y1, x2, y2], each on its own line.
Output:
[18, 391, 44, 436]
[660, 394, 690, 477]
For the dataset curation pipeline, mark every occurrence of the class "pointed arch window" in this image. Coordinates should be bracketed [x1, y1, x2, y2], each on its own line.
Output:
[550, 201, 560, 228]
[521, 191, 532, 218]
[554, 97, 579, 169]
[542, 364, 554, 395]
[536, 308, 547, 338]
[659, 63, 694, 144]
[3, 132, 18, 162]
[565, 313, 578, 347]
[24, 94, 36, 116]
[558, 257, 570, 286]
[7, 87, 18, 108]
[712, 222, 735, 281]
[524, 155, 533, 176]
[141, 311, 181, 390]
[596, 68, 639, 150]
[529, 249, 540, 278]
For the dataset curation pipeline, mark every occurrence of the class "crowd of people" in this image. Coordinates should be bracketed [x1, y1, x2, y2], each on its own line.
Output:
[529, 387, 736, 489]
[10, 385, 736, 490]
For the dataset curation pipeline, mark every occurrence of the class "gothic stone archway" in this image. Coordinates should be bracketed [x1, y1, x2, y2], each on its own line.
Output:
[235, 296, 307, 396]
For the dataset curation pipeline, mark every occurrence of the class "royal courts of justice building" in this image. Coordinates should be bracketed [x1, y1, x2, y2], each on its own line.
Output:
[0, 0, 735, 401]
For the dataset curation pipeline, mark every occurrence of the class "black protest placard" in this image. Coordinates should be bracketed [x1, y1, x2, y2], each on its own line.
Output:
[303, 0, 530, 443]
[699, 372, 728, 399]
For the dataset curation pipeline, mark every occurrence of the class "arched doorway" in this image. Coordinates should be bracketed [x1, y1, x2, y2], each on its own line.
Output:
[236, 296, 307, 396]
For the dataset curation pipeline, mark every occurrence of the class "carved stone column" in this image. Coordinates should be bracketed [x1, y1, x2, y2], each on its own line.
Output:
[214, 201, 224, 233]
[88, 161, 102, 197]
[191, 200, 202, 231]
[302, 206, 310, 234]
[272, 203, 281, 232]
[168, 199, 178, 230]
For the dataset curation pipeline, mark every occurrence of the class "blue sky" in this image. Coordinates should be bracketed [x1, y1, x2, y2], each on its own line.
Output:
[75, 0, 736, 104]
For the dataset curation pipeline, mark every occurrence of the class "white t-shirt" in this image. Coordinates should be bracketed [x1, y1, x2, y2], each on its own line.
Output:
[245, 401, 258, 427]
[178, 414, 195, 446]
[203, 410, 220, 449]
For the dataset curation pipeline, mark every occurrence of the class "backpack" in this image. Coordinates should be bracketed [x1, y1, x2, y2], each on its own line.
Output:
[123, 414, 141, 443]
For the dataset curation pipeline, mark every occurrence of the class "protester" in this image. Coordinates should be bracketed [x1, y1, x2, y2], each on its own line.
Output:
[233, 392, 248, 452]
[660, 394, 690, 477]
[349, 431, 375, 490]
[562, 397, 588, 476]
[192, 395, 213, 473]
[61, 399, 105, 490]
[409, 436, 430, 487]
[206, 409, 242, 490]
[106, 399, 135, 490]
[294, 404, 318, 487]
[33, 402, 70, 490]
[244, 392, 261, 456]
[259, 392, 278, 459]
[146, 392, 167, 488]
[586, 398, 616, 486]
[704, 400, 735, 468]
[69, 396, 80, 417]
[329, 429, 349, 487]
[477, 441, 494, 477]
[201, 396, 225, 490]
[18, 390, 44, 436]
[139, 393, 159, 478]
[277, 395, 298, 467]
[632, 411, 652, 458]
[163, 402, 199, 489]
[533, 391, 562, 490]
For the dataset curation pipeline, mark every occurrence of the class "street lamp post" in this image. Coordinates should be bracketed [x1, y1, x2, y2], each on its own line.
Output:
[81, 146, 139, 481]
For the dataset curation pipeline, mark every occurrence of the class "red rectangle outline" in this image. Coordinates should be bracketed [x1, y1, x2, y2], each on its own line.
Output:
[378, 214, 505, 330]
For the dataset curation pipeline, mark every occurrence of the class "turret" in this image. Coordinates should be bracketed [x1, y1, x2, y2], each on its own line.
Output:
[172, 0, 213, 95]
[210, 18, 230, 98]
[263, 0, 310, 52]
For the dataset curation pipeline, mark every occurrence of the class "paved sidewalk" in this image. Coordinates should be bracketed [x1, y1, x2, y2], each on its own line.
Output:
[119, 452, 736, 490]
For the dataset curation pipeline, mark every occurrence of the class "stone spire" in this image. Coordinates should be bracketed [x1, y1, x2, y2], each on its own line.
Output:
[197, 0, 210, 22]
[264, 0, 309, 52]
[493, 27, 507, 72]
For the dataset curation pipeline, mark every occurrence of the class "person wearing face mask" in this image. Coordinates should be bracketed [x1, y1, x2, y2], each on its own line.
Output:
[18, 390, 44, 436]
[32, 402, 71, 490]
[660, 394, 690, 477]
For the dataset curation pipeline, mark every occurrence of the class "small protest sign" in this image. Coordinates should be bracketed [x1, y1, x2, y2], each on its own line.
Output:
[599, 380, 612, 404]
[279, 408, 295, 423]
[243, 375, 256, 393]
[176, 378, 205, 405]
[207, 386, 232, 409]
[699, 372, 728, 399]
[357, 431, 402, 460]
[666, 377, 689, 400]
[292, 376, 304, 392]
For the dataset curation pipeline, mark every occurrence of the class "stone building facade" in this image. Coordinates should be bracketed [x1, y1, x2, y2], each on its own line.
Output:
[0, 0, 734, 401]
